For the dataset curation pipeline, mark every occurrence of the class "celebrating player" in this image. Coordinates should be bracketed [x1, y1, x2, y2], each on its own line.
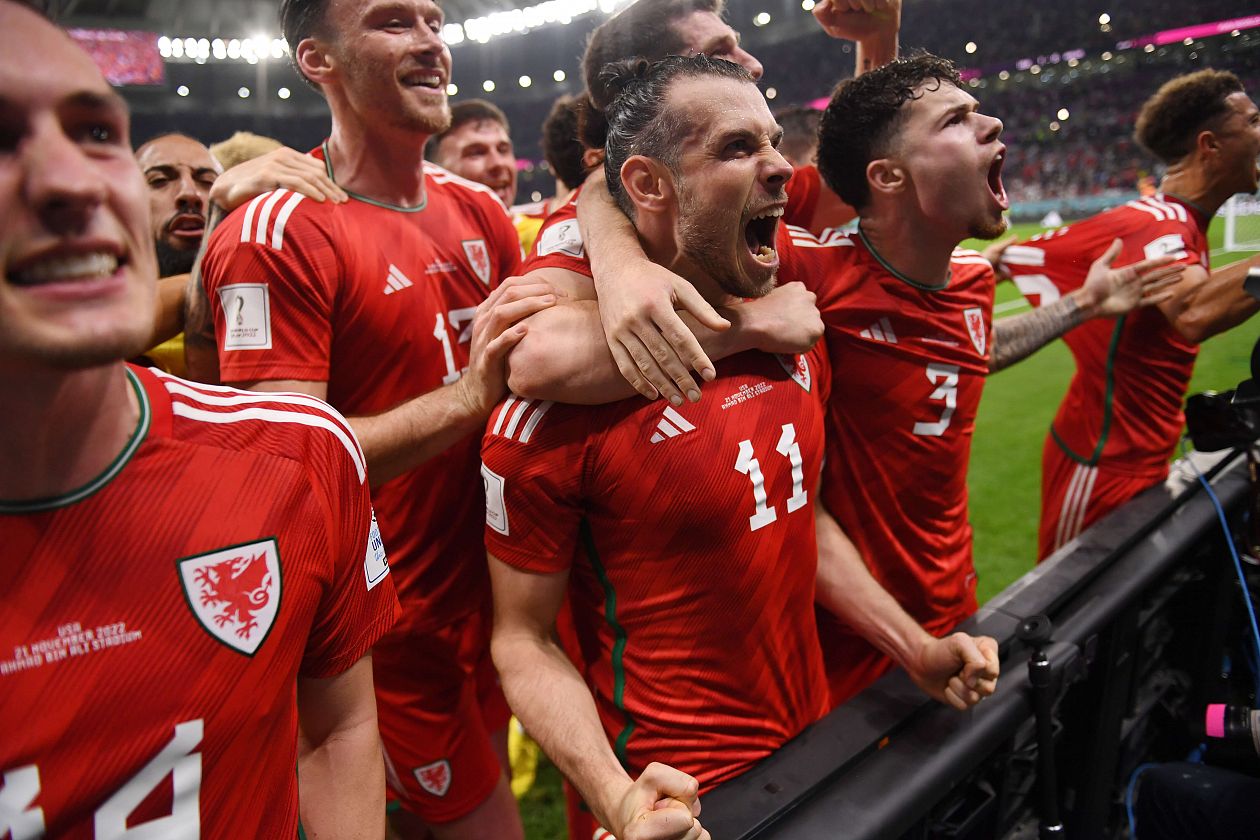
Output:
[484, 55, 1000, 840]
[198, 0, 554, 836]
[0, 2, 399, 835]
[999, 69, 1260, 559]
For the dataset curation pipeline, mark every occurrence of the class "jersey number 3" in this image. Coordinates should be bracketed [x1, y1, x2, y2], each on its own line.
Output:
[734, 423, 808, 532]
[912, 363, 961, 437]
[1, 720, 202, 839]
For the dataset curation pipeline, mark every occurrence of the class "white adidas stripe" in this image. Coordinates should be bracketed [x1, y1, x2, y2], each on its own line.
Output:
[1002, 245, 1046, 267]
[271, 191, 306, 249]
[253, 189, 290, 246]
[1127, 201, 1166, 222]
[503, 398, 534, 438]
[491, 396, 518, 436]
[239, 193, 267, 244]
[170, 402, 367, 483]
[518, 401, 553, 443]
[1055, 463, 1098, 549]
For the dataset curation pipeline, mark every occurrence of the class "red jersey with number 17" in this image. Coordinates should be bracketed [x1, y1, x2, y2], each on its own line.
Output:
[483, 242, 831, 787]
[0, 365, 399, 838]
[1001, 194, 1209, 475]
[201, 152, 522, 635]
[778, 225, 996, 632]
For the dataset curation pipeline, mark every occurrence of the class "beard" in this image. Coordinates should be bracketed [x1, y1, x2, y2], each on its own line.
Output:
[676, 178, 779, 301]
[968, 214, 1009, 241]
[155, 238, 198, 278]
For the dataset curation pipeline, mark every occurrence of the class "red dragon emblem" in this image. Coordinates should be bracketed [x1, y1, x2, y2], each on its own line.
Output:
[195, 553, 272, 639]
[179, 539, 282, 655]
[414, 760, 452, 797]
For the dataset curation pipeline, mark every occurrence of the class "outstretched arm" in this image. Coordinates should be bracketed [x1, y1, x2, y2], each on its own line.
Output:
[990, 240, 1182, 372]
[297, 654, 385, 840]
[1158, 254, 1260, 344]
[814, 502, 998, 709]
[489, 557, 709, 840]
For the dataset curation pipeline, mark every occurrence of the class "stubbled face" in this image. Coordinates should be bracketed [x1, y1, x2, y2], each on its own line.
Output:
[323, 0, 453, 136]
[135, 134, 219, 273]
[1215, 90, 1260, 196]
[664, 76, 791, 299]
[0, 3, 157, 372]
[671, 11, 764, 81]
[434, 118, 517, 205]
[890, 81, 1009, 240]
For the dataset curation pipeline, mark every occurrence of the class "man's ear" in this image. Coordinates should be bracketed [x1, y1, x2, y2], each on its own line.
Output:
[1193, 127, 1222, 161]
[295, 37, 335, 86]
[620, 155, 674, 217]
[866, 156, 906, 200]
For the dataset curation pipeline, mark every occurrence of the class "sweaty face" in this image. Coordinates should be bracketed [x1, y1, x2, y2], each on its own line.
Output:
[135, 135, 220, 273]
[434, 119, 517, 205]
[0, 4, 157, 372]
[671, 11, 764, 81]
[324, 0, 453, 136]
[666, 76, 791, 300]
[890, 82, 1009, 240]
[1215, 90, 1260, 196]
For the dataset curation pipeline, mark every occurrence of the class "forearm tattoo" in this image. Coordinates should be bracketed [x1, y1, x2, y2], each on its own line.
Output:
[989, 295, 1082, 372]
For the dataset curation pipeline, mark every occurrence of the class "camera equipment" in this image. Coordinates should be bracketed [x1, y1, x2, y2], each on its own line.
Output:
[1205, 704, 1260, 756]
[1185, 268, 1260, 453]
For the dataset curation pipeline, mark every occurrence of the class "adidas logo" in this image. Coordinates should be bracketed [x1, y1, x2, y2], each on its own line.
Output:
[650, 406, 696, 444]
[383, 264, 414, 295]
[859, 317, 897, 344]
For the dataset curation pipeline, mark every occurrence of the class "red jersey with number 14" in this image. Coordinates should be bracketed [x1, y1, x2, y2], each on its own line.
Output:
[0, 365, 399, 838]
[201, 153, 521, 635]
[482, 322, 831, 787]
[1001, 194, 1209, 475]
[779, 225, 996, 631]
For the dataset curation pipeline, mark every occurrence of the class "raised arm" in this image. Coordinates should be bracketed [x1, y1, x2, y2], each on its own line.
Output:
[990, 240, 1182, 372]
[297, 654, 386, 840]
[1158, 253, 1260, 344]
[811, 0, 902, 76]
[488, 557, 707, 840]
[814, 502, 998, 709]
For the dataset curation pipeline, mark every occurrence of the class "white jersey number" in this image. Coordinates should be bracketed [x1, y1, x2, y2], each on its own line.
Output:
[434, 308, 479, 384]
[1, 720, 203, 840]
[912, 363, 961, 437]
[734, 423, 808, 532]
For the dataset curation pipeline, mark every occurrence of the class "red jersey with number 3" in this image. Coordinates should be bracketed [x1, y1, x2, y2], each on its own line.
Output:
[1001, 194, 1209, 475]
[778, 225, 996, 630]
[201, 152, 522, 635]
[0, 365, 399, 838]
[481, 254, 832, 788]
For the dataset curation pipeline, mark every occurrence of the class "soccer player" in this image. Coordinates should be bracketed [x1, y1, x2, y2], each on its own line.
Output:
[0, 2, 399, 836]
[484, 55, 1000, 840]
[198, 0, 552, 837]
[426, 99, 518, 208]
[136, 134, 221, 278]
[999, 69, 1260, 559]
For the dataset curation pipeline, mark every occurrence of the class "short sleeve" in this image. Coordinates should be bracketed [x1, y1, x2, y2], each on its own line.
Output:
[299, 404, 401, 678]
[200, 191, 340, 384]
[784, 164, 821, 229]
[481, 397, 590, 574]
[523, 191, 591, 277]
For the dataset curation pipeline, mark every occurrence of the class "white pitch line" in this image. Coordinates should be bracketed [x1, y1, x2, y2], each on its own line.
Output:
[993, 298, 1031, 315]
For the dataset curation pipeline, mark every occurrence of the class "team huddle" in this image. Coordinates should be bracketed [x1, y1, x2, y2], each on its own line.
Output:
[2, 0, 1259, 838]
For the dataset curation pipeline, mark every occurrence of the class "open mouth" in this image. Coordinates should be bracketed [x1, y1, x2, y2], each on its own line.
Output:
[10, 250, 124, 287]
[987, 150, 1010, 211]
[744, 205, 784, 264]
[167, 214, 205, 238]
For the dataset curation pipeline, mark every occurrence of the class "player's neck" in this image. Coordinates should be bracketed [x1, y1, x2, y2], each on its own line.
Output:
[1160, 166, 1229, 220]
[0, 364, 141, 503]
[325, 122, 429, 208]
[640, 224, 738, 309]
[858, 212, 955, 290]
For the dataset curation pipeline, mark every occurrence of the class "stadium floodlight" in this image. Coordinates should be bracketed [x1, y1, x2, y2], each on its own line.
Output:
[765, 86, 777, 99]
[965, 41, 977, 54]
[998, 70, 1010, 80]
[1049, 120, 1060, 131]
[1098, 12, 1110, 25]
[442, 23, 465, 45]
[278, 87, 291, 99]
[227, 39, 241, 58]
[447, 82, 459, 95]
[801, 0, 815, 9]
[553, 69, 566, 81]
[176, 85, 189, 96]
[1101, 51, 1113, 60]
[519, 75, 532, 87]
[483, 79, 496, 91]
[1057, 108, 1069, 120]
[238, 86, 250, 98]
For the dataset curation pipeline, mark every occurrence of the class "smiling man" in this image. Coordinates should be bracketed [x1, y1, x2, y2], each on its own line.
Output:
[0, 2, 399, 836]
[426, 100, 519, 208]
[198, 0, 550, 836]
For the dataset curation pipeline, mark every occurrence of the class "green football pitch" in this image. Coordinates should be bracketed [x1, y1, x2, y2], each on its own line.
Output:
[515, 218, 1260, 839]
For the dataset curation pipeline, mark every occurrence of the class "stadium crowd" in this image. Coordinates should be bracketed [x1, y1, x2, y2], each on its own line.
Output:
[2, 0, 1259, 837]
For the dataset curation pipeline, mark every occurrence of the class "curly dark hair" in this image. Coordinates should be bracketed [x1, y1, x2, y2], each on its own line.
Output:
[1135, 69, 1245, 164]
[542, 94, 589, 191]
[817, 53, 962, 211]
[601, 54, 752, 218]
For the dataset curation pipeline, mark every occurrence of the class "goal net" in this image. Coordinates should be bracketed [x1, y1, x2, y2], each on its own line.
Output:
[1223, 194, 1260, 252]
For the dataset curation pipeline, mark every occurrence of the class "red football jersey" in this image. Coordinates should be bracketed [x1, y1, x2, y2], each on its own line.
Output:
[784, 163, 821, 229]
[777, 225, 996, 635]
[482, 262, 831, 788]
[201, 150, 522, 636]
[1001, 194, 1210, 476]
[0, 365, 399, 838]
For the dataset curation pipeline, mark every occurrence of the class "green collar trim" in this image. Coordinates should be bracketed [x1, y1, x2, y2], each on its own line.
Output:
[857, 226, 950, 291]
[322, 141, 428, 213]
[0, 367, 151, 514]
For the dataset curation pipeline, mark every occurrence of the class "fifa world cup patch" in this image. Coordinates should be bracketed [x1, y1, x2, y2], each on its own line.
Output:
[536, 218, 584, 259]
[364, 512, 389, 591]
[218, 283, 272, 351]
[177, 538, 282, 655]
[482, 462, 509, 536]
[414, 759, 452, 797]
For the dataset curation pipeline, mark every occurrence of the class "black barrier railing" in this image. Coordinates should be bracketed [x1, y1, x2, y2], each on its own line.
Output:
[704, 450, 1251, 839]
